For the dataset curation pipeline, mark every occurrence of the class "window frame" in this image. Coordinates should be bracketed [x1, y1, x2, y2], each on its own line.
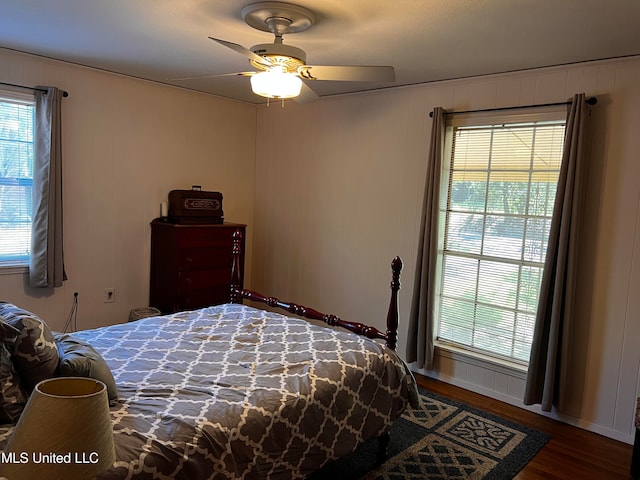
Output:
[0, 89, 36, 270]
[433, 107, 568, 369]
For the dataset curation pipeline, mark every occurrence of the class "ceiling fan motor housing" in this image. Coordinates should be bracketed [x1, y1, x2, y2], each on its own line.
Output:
[249, 42, 306, 72]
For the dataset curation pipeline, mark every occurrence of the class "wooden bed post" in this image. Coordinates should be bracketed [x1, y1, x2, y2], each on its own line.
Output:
[385, 256, 402, 351]
[230, 229, 243, 304]
[378, 256, 402, 465]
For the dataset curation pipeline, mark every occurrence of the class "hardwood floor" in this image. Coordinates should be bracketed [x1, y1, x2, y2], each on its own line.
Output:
[414, 373, 634, 480]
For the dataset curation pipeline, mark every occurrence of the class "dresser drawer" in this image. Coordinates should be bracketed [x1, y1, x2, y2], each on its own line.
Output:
[176, 227, 237, 248]
[175, 286, 231, 311]
[177, 269, 233, 291]
[178, 247, 232, 270]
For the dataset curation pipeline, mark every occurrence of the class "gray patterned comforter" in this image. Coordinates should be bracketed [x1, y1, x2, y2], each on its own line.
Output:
[2, 304, 418, 479]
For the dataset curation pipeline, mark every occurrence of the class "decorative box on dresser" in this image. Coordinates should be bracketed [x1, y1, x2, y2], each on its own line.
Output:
[149, 219, 246, 314]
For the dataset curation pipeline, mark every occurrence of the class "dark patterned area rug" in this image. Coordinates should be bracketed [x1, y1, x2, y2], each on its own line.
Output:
[310, 389, 550, 480]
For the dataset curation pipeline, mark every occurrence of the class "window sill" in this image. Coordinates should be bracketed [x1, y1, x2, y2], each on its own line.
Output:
[0, 265, 28, 276]
[434, 341, 529, 380]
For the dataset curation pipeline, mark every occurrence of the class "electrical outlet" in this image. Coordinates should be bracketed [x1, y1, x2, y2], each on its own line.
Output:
[104, 288, 115, 303]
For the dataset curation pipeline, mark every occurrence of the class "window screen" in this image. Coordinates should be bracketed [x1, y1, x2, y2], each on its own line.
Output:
[0, 92, 35, 265]
[436, 115, 566, 364]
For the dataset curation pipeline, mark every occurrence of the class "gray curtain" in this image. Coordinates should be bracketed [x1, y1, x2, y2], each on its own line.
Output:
[29, 86, 66, 288]
[524, 93, 589, 412]
[406, 107, 445, 369]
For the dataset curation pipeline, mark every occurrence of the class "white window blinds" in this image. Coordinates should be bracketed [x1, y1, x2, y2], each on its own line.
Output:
[0, 92, 35, 265]
[436, 114, 566, 364]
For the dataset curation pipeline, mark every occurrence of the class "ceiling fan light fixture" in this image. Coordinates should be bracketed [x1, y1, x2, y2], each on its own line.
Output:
[196, 2, 395, 103]
[250, 67, 302, 99]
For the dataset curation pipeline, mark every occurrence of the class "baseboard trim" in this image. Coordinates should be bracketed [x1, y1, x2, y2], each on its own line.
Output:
[415, 367, 634, 445]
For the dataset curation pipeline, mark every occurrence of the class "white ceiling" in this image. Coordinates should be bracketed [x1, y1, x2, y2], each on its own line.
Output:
[1, 0, 639, 104]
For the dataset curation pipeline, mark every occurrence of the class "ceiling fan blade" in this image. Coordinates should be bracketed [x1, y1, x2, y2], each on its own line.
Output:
[208, 37, 272, 68]
[298, 65, 395, 83]
[295, 82, 319, 104]
[169, 71, 255, 81]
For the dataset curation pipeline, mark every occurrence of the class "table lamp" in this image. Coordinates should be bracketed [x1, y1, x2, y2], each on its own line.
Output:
[0, 377, 115, 479]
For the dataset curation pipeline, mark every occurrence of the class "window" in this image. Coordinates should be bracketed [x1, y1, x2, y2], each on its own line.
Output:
[435, 111, 566, 365]
[0, 91, 35, 267]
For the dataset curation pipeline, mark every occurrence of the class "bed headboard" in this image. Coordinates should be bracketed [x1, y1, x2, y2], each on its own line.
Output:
[229, 229, 402, 351]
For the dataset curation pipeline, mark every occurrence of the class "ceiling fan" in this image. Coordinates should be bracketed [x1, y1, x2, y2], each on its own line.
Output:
[176, 1, 395, 103]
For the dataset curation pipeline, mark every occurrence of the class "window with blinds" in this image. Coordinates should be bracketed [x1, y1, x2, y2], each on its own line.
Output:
[436, 112, 566, 365]
[0, 91, 35, 266]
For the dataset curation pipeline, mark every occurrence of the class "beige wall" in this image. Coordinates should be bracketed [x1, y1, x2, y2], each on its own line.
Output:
[0, 48, 256, 331]
[253, 56, 640, 444]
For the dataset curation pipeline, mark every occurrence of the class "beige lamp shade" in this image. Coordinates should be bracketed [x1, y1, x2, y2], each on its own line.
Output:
[0, 377, 115, 479]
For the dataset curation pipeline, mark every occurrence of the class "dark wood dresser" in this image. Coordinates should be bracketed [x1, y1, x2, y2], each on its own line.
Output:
[149, 219, 246, 314]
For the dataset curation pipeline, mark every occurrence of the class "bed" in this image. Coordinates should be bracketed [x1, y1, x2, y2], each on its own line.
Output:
[0, 231, 418, 479]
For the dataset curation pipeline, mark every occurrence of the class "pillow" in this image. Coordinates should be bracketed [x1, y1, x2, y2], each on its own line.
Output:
[0, 341, 28, 424]
[0, 318, 20, 341]
[54, 333, 118, 402]
[0, 302, 60, 392]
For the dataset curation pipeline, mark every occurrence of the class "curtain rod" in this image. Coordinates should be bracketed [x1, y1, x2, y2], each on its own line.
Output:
[0, 81, 69, 98]
[429, 96, 597, 117]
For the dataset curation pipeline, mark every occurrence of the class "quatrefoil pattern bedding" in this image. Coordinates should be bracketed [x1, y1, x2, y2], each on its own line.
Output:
[1, 304, 418, 479]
